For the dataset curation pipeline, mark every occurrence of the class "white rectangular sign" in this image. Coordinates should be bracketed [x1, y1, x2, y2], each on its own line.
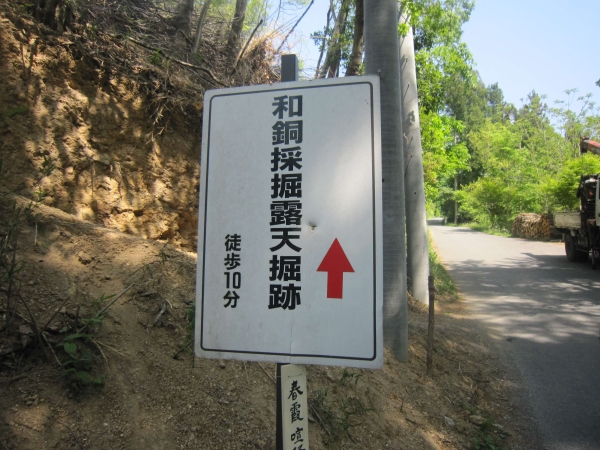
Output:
[195, 76, 383, 368]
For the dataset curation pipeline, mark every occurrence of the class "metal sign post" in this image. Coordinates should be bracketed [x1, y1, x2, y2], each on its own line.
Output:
[277, 54, 297, 450]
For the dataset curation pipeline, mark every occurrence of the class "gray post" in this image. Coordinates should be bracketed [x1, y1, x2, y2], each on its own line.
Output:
[399, 13, 429, 304]
[276, 54, 298, 450]
[364, 0, 408, 361]
[281, 54, 298, 82]
[426, 275, 435, 375]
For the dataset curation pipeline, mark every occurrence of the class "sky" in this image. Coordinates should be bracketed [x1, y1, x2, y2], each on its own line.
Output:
[462, 0, 600, 109]
[279, 0, 600, 111]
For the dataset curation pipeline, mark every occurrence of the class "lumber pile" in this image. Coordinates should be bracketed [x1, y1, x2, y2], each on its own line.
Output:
[512, 213, 553, 240]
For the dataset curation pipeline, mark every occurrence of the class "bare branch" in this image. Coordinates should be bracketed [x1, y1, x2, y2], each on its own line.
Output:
[276, 0, 315, 54]
[126, 37, 225, 86]
[232, 19, 264, 73]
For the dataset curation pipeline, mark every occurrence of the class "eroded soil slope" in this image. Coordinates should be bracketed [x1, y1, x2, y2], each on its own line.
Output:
[0, 200, 542, 449]
[1, 2, 201, 251]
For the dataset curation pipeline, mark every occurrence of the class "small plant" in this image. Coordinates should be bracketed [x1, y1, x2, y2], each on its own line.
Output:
[461, 409, 507, 450]
[88, 293, 114, 317]
[149, 50, 162, 66]
[157, 241, 169, 264]
[0, 156, 55, 332]
[309, 387, 373, 446]
[428, 232, 457, 298]
[55, 293, 115, 386]
[56, 333, 105, 385]
[339, 368, 362, 386]
[473, 431, 506, 450]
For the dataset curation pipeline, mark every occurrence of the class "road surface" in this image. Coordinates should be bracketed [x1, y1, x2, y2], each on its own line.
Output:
[429, 222, 600, 450]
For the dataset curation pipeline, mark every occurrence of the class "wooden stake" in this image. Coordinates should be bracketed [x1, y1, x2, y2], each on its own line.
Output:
[426, 275, 435, 376]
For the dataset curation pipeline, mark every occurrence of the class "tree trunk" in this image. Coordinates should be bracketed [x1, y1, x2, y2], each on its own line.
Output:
[345, 0, 364, 76]
[364, 0, 408, 361]
[173, 0, 195, 37]
[399, 12, 429, 305]
[454, 175, 458, 224]
[314, 7, 333, 79]
[33, 0, 73, 32]
[193, 0, 212, 54]
[226, 0, 249, 64]
[318, 0, 349, 78]
[327, 0, 349, 77]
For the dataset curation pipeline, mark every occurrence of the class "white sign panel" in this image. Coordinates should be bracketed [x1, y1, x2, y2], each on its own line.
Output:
[195, 76, 383, 368]
[281, 364, 309, 450]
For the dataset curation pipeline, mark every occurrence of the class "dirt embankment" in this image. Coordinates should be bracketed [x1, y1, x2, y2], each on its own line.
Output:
[1, 2, 201, 251]
[0, 2, 542, 449]
[0, 201, 541, 450]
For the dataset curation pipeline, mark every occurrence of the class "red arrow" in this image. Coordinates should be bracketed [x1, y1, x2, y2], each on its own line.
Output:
[317, 238, 355, 299]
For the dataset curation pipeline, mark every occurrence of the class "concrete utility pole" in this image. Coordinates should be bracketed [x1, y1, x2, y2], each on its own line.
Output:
[399, 12, 429, 305]
[364, 0, 408, 361]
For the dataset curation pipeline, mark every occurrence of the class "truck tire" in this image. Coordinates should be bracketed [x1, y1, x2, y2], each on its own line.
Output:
[564, 234, 589, 262]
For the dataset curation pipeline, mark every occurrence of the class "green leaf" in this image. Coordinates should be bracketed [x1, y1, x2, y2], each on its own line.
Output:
[63, 341, 77, 355]
[76, 371, 92, 383]
[63, 333, 92, 341]
[75, 371, 104, 385]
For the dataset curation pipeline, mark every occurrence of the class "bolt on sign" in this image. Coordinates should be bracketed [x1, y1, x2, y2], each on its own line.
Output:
[195, 76, 383, 369]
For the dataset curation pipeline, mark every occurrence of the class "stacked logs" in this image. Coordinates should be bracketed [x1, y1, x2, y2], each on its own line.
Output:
[512, 213, 554, 240]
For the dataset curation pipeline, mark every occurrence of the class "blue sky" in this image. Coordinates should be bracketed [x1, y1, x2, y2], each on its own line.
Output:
[462, 0, 600, 109]
[283, 0, 600, 111]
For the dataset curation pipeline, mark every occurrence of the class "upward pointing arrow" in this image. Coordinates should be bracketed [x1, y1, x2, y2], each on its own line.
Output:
[317, 238, 355, 299]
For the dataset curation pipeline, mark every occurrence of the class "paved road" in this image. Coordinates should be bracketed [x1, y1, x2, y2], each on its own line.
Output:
[429, 222, 600, 450]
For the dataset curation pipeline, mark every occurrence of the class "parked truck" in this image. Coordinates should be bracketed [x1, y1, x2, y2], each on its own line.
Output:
[554, 138, 600, 268]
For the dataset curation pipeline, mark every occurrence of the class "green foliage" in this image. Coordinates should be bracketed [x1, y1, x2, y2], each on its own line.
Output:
[428, 232, 457, 297]
[158, 241, 169, 264]
[57, 332, 105, 385]
[147, 49, 171, 70]
[473, 432, 506, 450]
[454, 90, 600, 231]
[212, 0, 273, 32]
[149, 50, 163, 66]
[339, 368, 362, 386]
[546, 153, 600, 211]
[416, 43, 474, 114]
[421, 112, 470, 213]
[456, 177, 515, 230]
[311, 0, 355, 77]
[408, 1, 600, 232]
[473, 418, 507, 450]
[402, 0, 474, 51]
[56, 293, 114, 386]
[550, 89, 600, 157]
[406, 0, 476, 115]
